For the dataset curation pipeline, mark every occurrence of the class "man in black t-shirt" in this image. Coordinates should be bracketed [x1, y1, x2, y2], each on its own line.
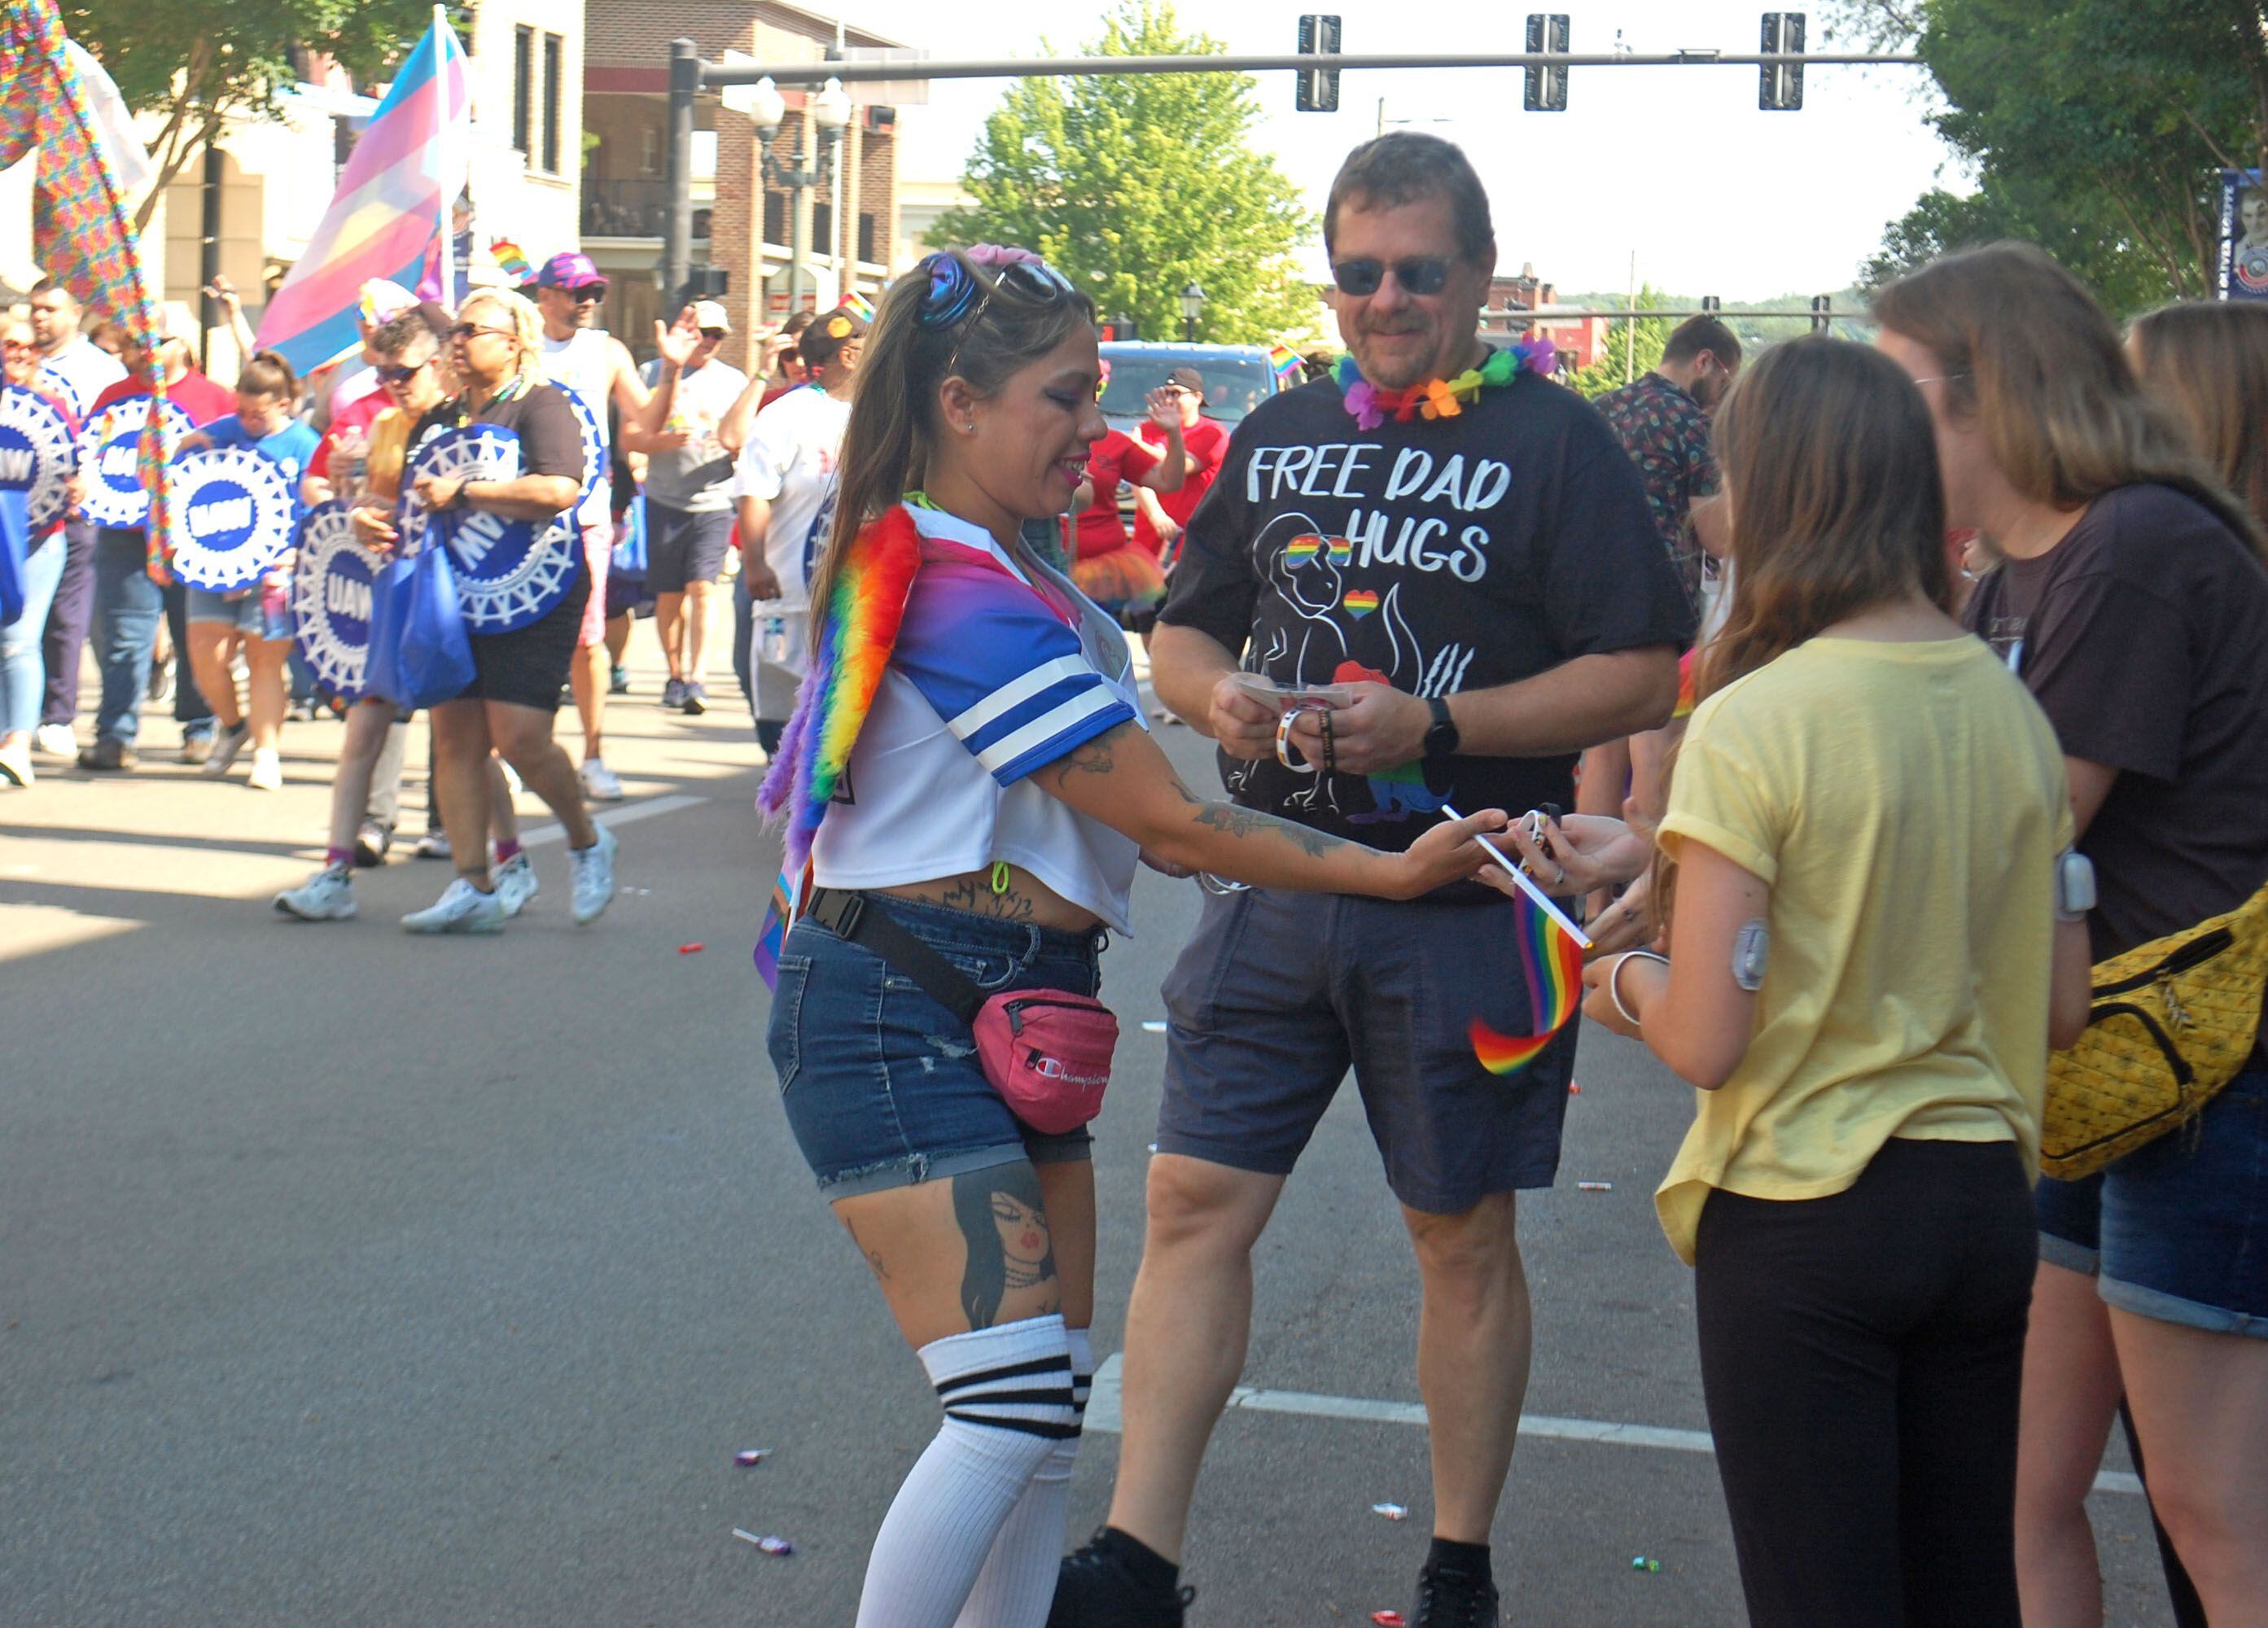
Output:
[1053, 136, 1691, 1628]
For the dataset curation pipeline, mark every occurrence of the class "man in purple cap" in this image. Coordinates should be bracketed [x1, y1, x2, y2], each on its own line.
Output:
[532, 250, 687, 801]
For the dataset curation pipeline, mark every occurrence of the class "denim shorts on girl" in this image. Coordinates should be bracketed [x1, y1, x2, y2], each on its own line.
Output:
[185, 586, 262, 632]
[2035, 1065, 2268, 1337]
[766, 893, 1107, 1197]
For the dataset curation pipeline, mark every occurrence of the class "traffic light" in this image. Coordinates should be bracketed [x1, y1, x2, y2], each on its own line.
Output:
[1760, 12, 1805, 111]
[1098, 317, 1141, 342]
[1296, 15, 1342, 113]
[1524, 15, 1570, 112]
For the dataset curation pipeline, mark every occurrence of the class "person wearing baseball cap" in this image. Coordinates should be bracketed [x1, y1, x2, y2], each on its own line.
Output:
[1132, 365, 1231, 571]
[529, 249, 694, 802]
[636, 298, 748, 715]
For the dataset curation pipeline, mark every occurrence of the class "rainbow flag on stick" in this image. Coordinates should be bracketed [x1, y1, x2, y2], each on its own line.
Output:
[254, 10, 469, 374]
[1439, 805, 1592, 1076]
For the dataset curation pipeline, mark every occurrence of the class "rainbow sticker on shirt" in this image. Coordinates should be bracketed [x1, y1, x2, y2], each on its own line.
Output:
[1471, 884, 1586, 1076]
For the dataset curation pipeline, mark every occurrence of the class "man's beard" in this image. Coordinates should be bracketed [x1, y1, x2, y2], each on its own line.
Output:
[1349, 323, 1440, 391]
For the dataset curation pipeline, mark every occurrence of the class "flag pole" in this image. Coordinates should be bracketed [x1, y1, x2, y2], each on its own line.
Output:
[1441, 804, 1595, 948]
[434, 6, 454, 304]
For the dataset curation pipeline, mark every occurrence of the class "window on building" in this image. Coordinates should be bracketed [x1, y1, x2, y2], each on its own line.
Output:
[857, 213, 876, 266]
[763, 190, 786, 245]
[511, 26, 532, 155]
[640, 127, 660, 176]
[812, 203, 834, 260]
[541, 33, 564, 173]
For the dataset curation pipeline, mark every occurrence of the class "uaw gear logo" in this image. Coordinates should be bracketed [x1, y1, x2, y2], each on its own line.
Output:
[558, 383, 606, 507]
[77, 397, 194, 529]
[0, 383, 77, 533]
[2238, 243, 2268, 296]
[406, 424, 579, 633]
[291, 502, 382, 699]
[169, 445, 297, 590]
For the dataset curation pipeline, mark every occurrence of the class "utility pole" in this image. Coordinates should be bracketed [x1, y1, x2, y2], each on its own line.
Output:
[1624, 250, 1637, 384]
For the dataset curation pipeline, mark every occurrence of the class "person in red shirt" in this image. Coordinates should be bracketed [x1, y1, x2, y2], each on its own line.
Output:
[1132, 365, 1231, 569]
[77, 331, 234, 770]
[1069, 374, 1185, 626]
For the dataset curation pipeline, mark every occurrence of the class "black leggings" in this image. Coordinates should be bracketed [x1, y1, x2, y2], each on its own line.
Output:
[1695, 1137, 2036, 1628]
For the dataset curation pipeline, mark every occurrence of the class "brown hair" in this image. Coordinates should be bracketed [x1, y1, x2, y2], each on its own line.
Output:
[805, 248, 1096, 625]
[1662, 315, 1742, 370]
[1651, 337, 1951, 928]
[1872, 242, 2262, 554]
[237, 348, 300, 404]
[2126, 300, 2268, 559]
[1324, 132, 1493, 265]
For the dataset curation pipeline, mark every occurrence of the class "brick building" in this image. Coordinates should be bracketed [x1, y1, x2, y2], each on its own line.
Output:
[582, 1, 904, 373]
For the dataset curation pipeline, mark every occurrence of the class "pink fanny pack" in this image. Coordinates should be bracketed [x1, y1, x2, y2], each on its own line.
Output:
[809, 889, 1118, 1134]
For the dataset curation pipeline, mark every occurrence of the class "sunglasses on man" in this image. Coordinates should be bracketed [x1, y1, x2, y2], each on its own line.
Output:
[1329, 256, 1456, 298]
[375, 359, 430, 384]
[567, 285, 607, 304]
[699, 328, 728, 342]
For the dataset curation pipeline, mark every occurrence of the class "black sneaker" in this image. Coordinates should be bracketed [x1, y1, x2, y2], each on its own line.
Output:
[77, 737, 137, 772]
[1412, 1560, 1500, 1628]
[661, 676, 688, 710]
[1048, 1531, 1193, 1628]
[682, 681, 707, 716]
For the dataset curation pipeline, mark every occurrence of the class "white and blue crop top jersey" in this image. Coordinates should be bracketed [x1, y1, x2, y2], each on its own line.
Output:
[809, 504, 1149, 931]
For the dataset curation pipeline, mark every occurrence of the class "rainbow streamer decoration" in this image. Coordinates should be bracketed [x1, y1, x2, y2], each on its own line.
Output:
[253, 14, 471, 375]
[838, 291, 877, 324]
[489, 238, 532, 284]
[1471, 885, 1587, 1075]
[753, 505, 924, 985]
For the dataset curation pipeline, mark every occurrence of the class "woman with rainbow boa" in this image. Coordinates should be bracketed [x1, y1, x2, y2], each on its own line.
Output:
[752, 245, 1507, 1628]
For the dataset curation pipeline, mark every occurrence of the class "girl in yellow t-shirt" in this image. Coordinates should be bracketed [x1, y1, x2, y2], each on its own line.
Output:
[1547, 338, 2092, 1627]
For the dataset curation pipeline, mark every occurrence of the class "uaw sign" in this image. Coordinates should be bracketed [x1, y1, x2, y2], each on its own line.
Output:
[291, 502, 382, 699]
[169, 445, 297, 591]
[0, 383, 77, 533]
[559, 383, 606, 508]
[405, 424, 578, 633]
[77, 396, 194, 530]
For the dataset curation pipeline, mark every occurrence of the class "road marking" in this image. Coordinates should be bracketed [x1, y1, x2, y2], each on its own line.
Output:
[519, 793, 707, 848]
[1084, 1354, 2143, 1497]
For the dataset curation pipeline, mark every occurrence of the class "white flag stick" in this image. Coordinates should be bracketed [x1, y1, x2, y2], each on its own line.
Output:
[1442, 803, 1594, 949]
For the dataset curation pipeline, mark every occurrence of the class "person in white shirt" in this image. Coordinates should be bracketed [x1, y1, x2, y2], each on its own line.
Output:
[728, 305, 865, 752]
[637, 300, 747, 715]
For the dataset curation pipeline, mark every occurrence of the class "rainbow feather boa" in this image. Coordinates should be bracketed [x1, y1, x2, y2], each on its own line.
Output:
[754, 505, 924, 983]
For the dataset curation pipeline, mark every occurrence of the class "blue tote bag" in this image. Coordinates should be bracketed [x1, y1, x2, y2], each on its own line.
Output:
[365, 542, 475, 711]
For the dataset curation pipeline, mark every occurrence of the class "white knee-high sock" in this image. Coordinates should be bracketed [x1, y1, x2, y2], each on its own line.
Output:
[952, 1326, 1092, 1628]
[855, 1315, 1078, 1628]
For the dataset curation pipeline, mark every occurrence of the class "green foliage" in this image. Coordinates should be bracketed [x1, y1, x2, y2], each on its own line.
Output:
[1828, 0, 2268, 313]
[931, 1, 1318, 344]
[63, 0, 432, 224]
[1561, 286, 1676, 399]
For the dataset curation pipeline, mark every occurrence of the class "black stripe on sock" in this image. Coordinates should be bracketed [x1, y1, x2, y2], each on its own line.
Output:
[944, 1410, 1083, 1440]
[937, 1385, 1077, 1410]
[934, 1354, 1073, 1396]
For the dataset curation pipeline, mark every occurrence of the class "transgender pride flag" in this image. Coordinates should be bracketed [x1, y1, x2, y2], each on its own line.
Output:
[254, 12, 470, 374]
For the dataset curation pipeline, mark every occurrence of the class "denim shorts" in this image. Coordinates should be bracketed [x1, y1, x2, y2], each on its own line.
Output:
[767, 894, 1106, 1197]
[1155, 886, 1577, 1215]
[2036, 1066, 2268, 1337]
[185, 587, 261, 632]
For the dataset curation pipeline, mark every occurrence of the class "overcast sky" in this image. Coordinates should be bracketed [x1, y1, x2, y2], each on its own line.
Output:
[830, 0, 1965, 299]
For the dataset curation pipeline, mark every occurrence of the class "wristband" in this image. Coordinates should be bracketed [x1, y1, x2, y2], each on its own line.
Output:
[1608, 950, 1670, 1029]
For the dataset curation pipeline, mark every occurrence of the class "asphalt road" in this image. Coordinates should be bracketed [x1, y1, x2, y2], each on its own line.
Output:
[1, 653, 2176, 1626]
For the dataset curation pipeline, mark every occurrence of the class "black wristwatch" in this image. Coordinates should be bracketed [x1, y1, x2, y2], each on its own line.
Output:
[1423, 695, 1460, 761]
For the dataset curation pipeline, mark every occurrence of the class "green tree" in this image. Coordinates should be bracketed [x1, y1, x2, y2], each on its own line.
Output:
[63, 0, 432, 228]
[1562, 286, 1676, 399]
[1830, 0, 2268, 312]
[932, 1, 1316, 344]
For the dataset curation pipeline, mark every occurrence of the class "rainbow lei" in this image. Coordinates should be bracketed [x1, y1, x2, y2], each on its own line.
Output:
[753, 505, 925, 984]
[1336, 336, 1557, 432]
[1469, 882, 1586, 1075]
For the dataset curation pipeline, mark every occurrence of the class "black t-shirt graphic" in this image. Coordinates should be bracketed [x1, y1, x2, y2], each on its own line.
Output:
[1158, 373, 1694, 850]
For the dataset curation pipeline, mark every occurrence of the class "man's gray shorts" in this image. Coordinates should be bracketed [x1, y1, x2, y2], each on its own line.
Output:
[1155, 886, 1578, 1215]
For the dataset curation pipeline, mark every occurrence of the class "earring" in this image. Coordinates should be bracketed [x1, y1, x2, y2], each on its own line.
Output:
[961, 421, 975, 435]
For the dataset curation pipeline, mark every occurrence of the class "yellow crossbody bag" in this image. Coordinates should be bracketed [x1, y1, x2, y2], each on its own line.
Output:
[2042, 876, 2268, 1180]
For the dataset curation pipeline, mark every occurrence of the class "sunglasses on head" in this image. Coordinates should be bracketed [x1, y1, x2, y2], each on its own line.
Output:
[375, 359, 429, 384]
[1330, 256, 1456, 298]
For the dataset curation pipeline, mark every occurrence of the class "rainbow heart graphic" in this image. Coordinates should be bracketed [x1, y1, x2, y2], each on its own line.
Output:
[1342, 589, 1381, 619]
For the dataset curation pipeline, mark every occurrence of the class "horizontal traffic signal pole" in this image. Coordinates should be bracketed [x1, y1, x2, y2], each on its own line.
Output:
[690, 50, 1915, 88]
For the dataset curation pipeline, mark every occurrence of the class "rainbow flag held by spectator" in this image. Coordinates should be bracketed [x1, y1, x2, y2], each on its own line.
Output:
[838, 291, 877, 324]
[489, 238, 532, 284]
[254, 14, 470, 375]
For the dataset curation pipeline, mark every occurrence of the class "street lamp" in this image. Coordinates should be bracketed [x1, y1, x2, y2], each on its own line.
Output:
[1180, 280, 1206, 341]
[744, 75, 852, 314]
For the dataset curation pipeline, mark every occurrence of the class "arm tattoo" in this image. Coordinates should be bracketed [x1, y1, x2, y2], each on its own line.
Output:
[952, 1166, 1058, 1329]
[1191, 801, 1347, 859]
[1044, 735, 1119, 790]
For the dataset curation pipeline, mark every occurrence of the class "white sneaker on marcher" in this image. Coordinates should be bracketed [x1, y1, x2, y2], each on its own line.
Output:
[0, 739, 32, 787]
[247, 748, 282, 790]
[578, 757, 624, 802]
[274, 864, 357, 921]
[401, 877, 506, 934]
[495, 851, 540, 918]
[33, 723, 75, 759]
[570, 825, 618, 925]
